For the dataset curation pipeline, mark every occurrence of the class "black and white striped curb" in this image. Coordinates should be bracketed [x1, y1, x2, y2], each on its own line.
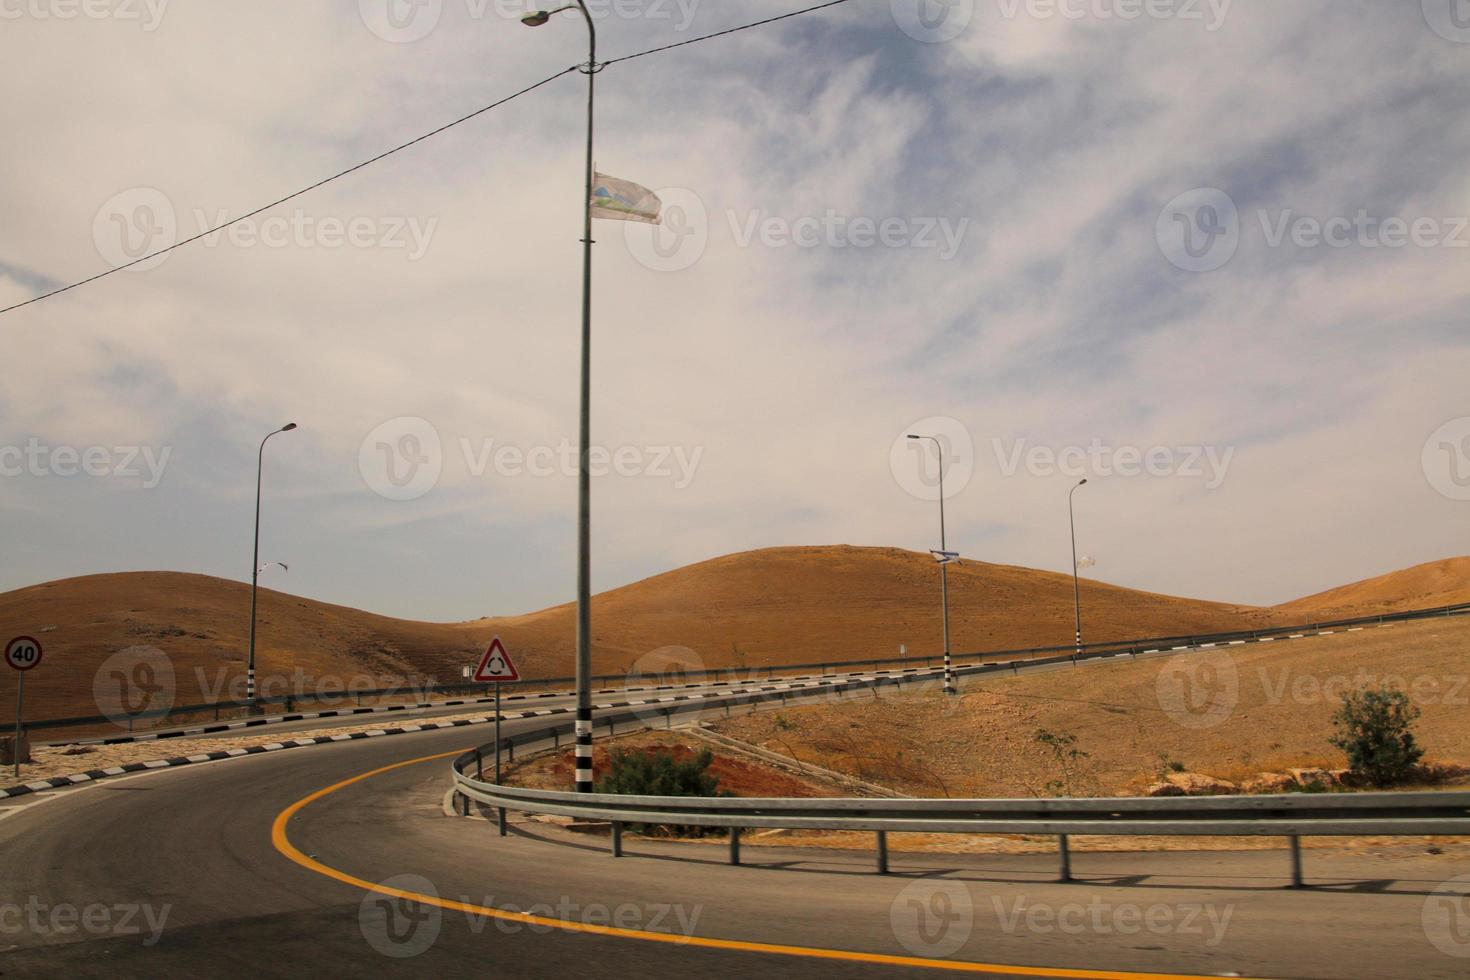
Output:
[55, 663, 955, 747]
[5, 623, 1397, 800]
[1, 714, 502, 800]
[1, 669, 949, 800]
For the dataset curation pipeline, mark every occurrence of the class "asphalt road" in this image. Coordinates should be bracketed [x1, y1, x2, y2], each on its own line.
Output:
[4, 685, 1470, 978]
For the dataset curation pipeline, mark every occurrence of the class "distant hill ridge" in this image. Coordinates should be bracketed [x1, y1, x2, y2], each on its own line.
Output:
[1, 546, 1465, 722]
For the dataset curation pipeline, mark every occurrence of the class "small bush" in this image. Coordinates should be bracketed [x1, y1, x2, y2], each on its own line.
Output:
[1328, 686, 1425, 787]
[595, 747, 728, 836]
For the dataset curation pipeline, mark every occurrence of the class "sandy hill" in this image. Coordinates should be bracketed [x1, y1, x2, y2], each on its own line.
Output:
[1272, 557, 1470, 620]
[0, 572, 488, 724]
[716, 613, 1470, 799]
[3, 546, 1465, 725]
[484, 545, 1275, 674]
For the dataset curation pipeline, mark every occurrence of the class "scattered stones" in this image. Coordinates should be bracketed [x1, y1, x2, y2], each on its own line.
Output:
[1165, 771, 1238, 795]
[1242, 772, 1296, 794]
[1289, 767, 1334, 789]
[1146, 781, 1187, 797]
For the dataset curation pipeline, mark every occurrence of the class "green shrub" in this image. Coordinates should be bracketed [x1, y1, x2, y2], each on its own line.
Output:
[1328, 686, 1425, 787]
[595, 747, 728, 836]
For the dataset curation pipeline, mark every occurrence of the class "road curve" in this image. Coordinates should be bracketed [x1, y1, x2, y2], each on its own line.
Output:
[2, 686, 1467, 978]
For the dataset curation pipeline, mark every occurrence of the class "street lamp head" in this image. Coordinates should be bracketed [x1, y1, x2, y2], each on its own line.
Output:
[906, 434, 920, 440]
[1077, 477, 1087, 486]
[521, 10, 552, 25]
[281, 422, 298, 432]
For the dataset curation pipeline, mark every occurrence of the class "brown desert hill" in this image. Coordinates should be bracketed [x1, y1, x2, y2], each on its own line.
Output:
[481, 545, 1279, 674]
[0, 571, 490, 725]
[6, 545, 1461, 727]
[1272, 556, 1470, 620]
[0, 545, 1276, 726]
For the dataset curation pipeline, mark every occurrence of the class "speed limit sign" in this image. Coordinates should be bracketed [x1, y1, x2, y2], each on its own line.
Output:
[4, 636, 42, 672]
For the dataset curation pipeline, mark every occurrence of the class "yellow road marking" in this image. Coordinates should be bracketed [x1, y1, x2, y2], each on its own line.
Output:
[272, 750, 1279, 980]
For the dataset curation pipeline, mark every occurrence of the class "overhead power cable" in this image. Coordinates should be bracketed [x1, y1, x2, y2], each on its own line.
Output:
[0, 0, 856, 317]
[0, 67, 576, 316]
[603, 0, 854, 66]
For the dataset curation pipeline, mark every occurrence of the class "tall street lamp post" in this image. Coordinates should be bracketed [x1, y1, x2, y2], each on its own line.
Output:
[1068, 477, 1088, 662]
[907, 434, 956, 696]
[522, 3, 598, 791]
[249, 422, 296, 709]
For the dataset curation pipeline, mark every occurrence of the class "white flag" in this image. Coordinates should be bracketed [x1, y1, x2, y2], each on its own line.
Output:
[590, 173, 661, 223]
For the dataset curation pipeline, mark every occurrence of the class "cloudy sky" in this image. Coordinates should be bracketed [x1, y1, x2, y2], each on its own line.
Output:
[1, 0, 1467, 621]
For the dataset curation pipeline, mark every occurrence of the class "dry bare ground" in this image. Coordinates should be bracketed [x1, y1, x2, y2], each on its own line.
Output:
[713, 615, 1470, 799]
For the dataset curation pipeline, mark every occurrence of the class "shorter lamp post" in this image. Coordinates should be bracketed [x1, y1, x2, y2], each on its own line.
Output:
[1068, 478, 1088, 661]
[249, 422, 297, 709]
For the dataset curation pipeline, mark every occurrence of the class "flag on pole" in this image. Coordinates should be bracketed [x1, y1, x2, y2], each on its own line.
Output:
[590, 173, 662, 223]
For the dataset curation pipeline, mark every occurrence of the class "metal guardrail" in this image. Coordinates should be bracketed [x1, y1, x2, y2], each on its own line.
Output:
[22, 599, 1470, 736]
[450, 685, 1470, 887]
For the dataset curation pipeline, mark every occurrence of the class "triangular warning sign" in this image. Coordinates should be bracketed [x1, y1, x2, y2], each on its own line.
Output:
[473, 636, 520, 682]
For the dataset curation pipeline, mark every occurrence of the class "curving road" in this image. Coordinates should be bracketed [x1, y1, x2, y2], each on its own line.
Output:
[3, 678, 1468, 978]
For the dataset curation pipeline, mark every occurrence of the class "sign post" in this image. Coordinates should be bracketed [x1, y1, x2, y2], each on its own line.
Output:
[472, 637, 520, 785]
[5, 636, 42, 778]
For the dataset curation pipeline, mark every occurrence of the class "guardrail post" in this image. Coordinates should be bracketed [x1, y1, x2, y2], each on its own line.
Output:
[475, 749, 483, 781]
[729, 827, 741, 866]
[876, 831, 889, 874]
[1288, 836, 1304, 888]
[1058, 835, 1073, 882]
[498, 806, 508, 836]
[611, 821, 623, 857]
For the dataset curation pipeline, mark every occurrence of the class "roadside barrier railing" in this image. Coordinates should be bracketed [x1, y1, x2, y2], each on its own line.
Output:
[450, 692, 1470, 888]
[25, 599, 1470, 739]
